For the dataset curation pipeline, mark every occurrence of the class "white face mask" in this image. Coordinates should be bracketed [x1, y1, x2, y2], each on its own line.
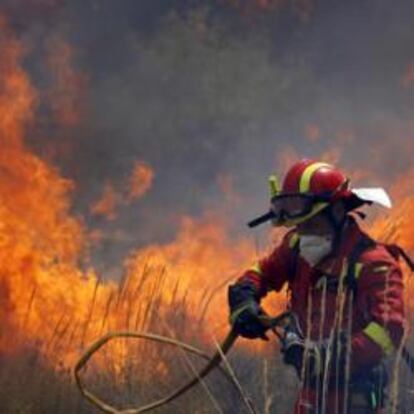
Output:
[299, 234, 333, 266]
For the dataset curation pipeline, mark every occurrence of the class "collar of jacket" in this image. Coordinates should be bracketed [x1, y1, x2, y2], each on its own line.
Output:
[312, 215, 368, 276]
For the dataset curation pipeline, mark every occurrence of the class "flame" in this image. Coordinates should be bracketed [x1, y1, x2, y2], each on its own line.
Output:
[0, 20, 258, 370]
[91, 161, 154, 220]
[127, 161, 154, 201]
[369, 170, 414, 253]
[0, 16, 98, 361]
[90, 182, 121, 220]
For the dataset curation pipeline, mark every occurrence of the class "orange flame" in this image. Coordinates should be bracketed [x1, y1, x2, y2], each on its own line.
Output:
[91, 161, 154, 220]
[0, 21, 258, 369]
[0, 16, 97, 362]
[127, 161, 154, 201]
[90, 183, 121, 220]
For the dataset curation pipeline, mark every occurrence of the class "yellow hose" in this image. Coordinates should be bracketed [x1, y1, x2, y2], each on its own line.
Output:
[74, 312, 290, 414]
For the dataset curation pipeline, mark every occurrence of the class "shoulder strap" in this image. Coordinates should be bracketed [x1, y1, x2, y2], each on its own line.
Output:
[346, 237, 414, 295]
[345, 236, 376, 295]
[288, 233, 300, 283]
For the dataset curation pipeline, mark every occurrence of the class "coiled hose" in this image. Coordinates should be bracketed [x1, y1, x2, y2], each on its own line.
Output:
[74, 312, 290, 414]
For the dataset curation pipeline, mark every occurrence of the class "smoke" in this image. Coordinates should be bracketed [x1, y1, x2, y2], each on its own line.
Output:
[1, 0, 414, 275]
[222, 0, 316, 21]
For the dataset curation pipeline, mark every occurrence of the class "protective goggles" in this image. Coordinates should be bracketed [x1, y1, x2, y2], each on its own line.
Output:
[248, 192, 331, 228]
[270, 193, 330, 219]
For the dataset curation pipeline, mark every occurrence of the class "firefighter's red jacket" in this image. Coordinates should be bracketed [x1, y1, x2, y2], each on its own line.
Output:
[239, 217, 405, 373]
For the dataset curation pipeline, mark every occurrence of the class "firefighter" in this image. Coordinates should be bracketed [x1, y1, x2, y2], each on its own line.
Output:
[228, 160, 405, 414]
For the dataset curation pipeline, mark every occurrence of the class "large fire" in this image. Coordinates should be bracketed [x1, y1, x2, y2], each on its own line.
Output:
[1, 12, 413, 381]
[0, 15, 257, 369]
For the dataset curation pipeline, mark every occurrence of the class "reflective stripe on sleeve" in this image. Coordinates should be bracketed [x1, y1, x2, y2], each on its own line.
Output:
[363, 321, 395, 356]
[248, 262, 262, 275]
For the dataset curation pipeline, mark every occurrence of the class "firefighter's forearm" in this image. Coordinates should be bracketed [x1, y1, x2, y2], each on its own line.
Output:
[352, 263, 405, 373]
[236, 269, 268, 298]
[228, 279, 261, 309]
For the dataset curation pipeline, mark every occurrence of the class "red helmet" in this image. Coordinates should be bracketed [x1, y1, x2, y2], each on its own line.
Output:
[248, 159, 392, 228]
[282, 159, 350, 198]
[268, 160, 350, 227]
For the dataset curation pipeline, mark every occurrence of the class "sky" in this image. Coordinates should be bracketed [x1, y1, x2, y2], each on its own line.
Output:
[2, 0, 414, 275]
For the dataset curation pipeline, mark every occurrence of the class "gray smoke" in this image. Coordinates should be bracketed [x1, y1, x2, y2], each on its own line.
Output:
[3, 0, 414, 276]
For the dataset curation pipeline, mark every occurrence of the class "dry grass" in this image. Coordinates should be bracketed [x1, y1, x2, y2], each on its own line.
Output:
[1, 260, 413, 414]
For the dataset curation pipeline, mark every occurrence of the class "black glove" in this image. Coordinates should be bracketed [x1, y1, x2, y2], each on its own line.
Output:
[228, 282, 268, 340]
[282, 334, 324, 379]
[282, 332, 346, 385]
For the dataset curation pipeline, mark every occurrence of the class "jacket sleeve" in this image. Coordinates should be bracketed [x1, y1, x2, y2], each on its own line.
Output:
[351, 247, 405, 373]
[235, 231, 299, 299]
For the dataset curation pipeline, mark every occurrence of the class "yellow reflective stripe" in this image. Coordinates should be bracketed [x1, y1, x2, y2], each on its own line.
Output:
[283, 201, 329, 228]
[299, 162, 332, 193]
[355, 262, 364, 280]
[363, 322, 395, 356]
[289, 233, 300, 248]
[249, 262, 262, 275]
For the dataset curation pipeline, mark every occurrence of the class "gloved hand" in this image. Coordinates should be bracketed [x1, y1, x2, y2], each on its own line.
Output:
[228, 282, 268, 340]
[282, 332, 346, 384]
[282, 334, 324, 379]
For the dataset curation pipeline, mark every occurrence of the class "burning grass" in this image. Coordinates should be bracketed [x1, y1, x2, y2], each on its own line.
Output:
[0, 261, 298, 414]
[2, 261, 414, 414]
